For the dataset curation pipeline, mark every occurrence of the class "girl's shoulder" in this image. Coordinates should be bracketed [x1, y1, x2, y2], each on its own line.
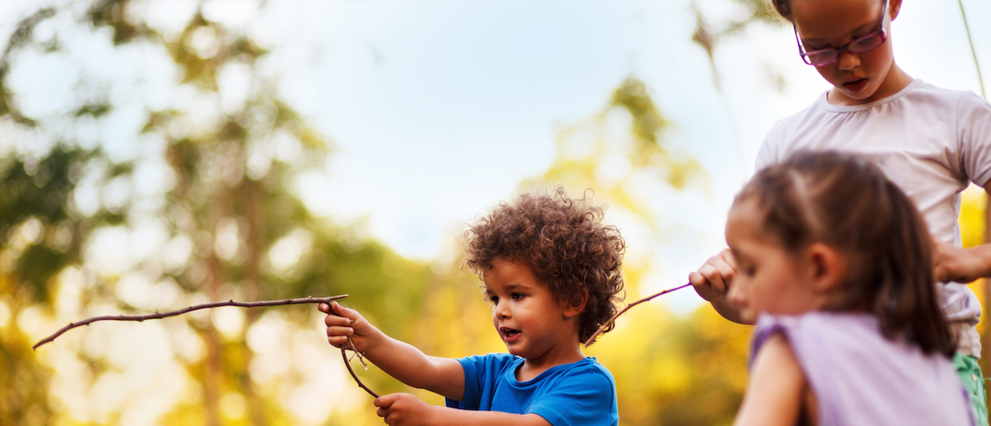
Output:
[900, 80, 989, 111]
[750, 312, 876, 358]
[750, 313, 969, 425]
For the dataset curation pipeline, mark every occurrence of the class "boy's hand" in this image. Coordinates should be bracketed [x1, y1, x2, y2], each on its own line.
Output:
[318, 301, 376, 354]
[374, 393, 436, 426]
[689, 249, 737, 302]
[933, 239, 991, 283]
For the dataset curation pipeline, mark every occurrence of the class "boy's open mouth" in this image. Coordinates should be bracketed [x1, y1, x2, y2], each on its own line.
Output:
[500, 327, 520, 338]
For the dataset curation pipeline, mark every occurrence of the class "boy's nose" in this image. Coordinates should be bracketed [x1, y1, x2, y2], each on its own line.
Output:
[494, 302, 510, 319]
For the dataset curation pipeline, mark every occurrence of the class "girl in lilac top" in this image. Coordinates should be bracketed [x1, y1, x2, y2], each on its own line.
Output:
[724, 151, 973, 426]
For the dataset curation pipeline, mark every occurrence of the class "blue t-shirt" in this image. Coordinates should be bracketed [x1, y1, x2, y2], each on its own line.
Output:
[445, 353, 619, 426]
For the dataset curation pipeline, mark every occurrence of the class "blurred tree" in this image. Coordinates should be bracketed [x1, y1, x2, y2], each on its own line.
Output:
[524, 77, 707, 230]
[0, 1, 447, 425]
[690, 0, 782, 91]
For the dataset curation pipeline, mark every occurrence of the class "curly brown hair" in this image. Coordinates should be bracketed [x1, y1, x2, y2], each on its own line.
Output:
[463, 187, 626, 343]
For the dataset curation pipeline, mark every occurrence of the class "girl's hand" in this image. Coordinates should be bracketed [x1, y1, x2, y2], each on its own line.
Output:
[690, 249, 748, 324]
[933, 240, 990, 283]
[689, 248, 738, 302]
[318, 301, 376, 353]
[374, 393, 436, 426]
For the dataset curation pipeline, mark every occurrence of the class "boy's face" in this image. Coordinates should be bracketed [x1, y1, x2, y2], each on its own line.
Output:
[791, 0, 900, 106]
[483, 258, 582, 364]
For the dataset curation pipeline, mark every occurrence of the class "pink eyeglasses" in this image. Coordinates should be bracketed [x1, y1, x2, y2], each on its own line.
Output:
[794, 0, 889, 66]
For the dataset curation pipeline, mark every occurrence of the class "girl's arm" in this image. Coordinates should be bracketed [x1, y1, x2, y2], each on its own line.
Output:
[373, 393, 551, 426]
[733, 333, 809, 426]
[934, 187, 991, 282]
[319, 302, 465, 400]
[933, 240, 991, 283]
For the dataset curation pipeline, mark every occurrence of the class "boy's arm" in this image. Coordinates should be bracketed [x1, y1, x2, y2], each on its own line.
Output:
[933, 186, 991, 283]
[689, 249, 749, 324]
[320, 302, 465, 400]
[374, 393, 551, 426]
[733, 333, 807, 426]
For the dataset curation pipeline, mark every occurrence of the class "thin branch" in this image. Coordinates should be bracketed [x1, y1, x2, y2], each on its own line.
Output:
[34, 293, 382, 398]
[956, 0, 986, 99]
[33, 295, 349, 350]
[341, 342, 379, 398]
[584, 283, 691, 347]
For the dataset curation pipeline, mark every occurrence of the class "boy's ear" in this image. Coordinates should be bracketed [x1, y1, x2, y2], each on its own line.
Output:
[562, 290, 588, 319]
[805, 243, 845, 293]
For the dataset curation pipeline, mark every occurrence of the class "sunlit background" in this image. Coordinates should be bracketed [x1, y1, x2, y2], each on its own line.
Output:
[1, 0, 989, 425]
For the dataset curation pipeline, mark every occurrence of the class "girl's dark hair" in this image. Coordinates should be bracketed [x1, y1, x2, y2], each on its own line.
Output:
[736, 151, 954, 356]
[772, 0, 884, 22]
[771, 0, 796, 22]
[463, 187, 626, 344]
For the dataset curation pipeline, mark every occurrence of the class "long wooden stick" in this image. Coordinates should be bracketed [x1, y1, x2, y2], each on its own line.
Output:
[33, 295, 350, 350]
[33, 294, 381, 398]
[584, 283, 691, 347]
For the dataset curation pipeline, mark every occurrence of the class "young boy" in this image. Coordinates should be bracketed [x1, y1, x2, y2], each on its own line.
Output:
[319, 187, 626, 425]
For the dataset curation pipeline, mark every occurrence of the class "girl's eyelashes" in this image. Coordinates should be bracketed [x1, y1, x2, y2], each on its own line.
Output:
[743, 266, 757, 277]
[487, 293, 524, 304]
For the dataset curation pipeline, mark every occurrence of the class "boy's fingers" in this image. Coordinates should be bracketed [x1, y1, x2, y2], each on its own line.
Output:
[324, 302, 361, 327]
[326, 325, 354, 338]
[328, 335, 352, 348]
[374, 393, 399, 408]
[330, 302, 359, 321]
[324, 314, 353, 327]
[317, 303, 330, 313]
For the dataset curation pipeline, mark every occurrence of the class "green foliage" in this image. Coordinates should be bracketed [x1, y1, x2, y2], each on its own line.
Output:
[0, 8, 55, 126]
[690, 0, 784, 91]
[0, 1, 383, 424]
[0, 147, 94, 303]
[87, 0, 145, 45]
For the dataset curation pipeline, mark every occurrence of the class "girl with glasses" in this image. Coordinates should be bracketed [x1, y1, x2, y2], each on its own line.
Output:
[689, 0, 991, 423]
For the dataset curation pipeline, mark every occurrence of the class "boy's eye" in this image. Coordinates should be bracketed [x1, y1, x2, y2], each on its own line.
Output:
[511, 293, 523, 300]
[489, 296, 499, 304]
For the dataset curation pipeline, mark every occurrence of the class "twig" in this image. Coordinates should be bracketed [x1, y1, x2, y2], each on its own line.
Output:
[956, 0, 986, 99]
[341, 342, 379, 398]
[33, 295, 349, 350]
[33, 294, 382, 399]
[584, 283, 691, 347]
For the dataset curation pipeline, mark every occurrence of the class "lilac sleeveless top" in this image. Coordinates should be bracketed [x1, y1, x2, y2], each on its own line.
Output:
[751, 312, 973, 426]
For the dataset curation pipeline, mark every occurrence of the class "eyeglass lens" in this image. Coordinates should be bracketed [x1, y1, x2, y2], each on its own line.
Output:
[805, 32, 885, 65]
